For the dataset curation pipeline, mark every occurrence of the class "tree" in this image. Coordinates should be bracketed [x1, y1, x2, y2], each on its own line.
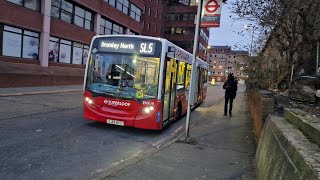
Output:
[232, 0, 320, 89]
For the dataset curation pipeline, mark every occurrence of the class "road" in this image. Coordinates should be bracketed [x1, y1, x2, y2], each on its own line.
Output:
[0, 84, 224, 179]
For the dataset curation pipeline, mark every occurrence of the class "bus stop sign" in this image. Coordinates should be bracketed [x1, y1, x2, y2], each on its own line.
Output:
[205, 0, 220, 13]
[201, 0, 222, 27]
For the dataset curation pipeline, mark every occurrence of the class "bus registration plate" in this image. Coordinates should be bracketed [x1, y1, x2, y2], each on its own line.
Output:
[107, 119, 124, 126]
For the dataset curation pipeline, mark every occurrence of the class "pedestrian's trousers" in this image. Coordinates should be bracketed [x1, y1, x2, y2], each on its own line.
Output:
[224, 98, 233, 115]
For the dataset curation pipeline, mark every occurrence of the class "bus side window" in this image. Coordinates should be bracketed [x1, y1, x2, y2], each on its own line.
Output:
[185, 64, 192, 90]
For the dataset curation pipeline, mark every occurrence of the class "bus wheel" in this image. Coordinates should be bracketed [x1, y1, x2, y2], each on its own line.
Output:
[176, 103, 182, 121]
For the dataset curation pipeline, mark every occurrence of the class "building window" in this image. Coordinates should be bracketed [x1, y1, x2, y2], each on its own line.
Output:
[164, 27, 195, 35]
[147, 23, 150, 30]
[130, 4, 142, 22]
[49, 36, 89, 65]
[6, 0, 40, 11]
[116, 0, 129, 14]
[60, 0, 73, 23]
[155, 10, 158, 18]
[154, 24, 157, 32]
[100, 18, 112, 35]
[113, 24, 124, 34]
[143, 6, 146, 13]
[51, 0, 93, 30]
[100, 18, 125, 35]
[74, 6, 93, 30]
[142, 21, 144, 28]
[105, 0, 116, 7]
[148, 8, 151, 16]
[1, 24, 39, 60]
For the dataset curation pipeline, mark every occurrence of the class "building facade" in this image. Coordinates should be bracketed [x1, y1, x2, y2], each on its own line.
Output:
[0, 0, 208, 87]
[162, 1, 209, 60]
[208, 46, 248, 82]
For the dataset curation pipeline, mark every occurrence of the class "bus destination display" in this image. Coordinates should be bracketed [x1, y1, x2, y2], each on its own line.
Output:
[98, 39, 156, 55]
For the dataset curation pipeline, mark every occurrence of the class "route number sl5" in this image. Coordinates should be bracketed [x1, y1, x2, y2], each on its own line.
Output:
[140, 43, 154, 54]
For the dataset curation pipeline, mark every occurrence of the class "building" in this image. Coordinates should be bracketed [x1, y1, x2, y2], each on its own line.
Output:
[208, 46, 248, 82]
[162, 0, 209, 60]
[0, 0, 209, 87]
[0, 0, 143, 87]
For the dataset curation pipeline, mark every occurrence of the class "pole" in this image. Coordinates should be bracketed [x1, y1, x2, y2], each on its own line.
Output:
[317, 41, 319, 75]
[250, 26, 254, 56]
[290, 64, 294, 83]
[185, 0, 202, 140]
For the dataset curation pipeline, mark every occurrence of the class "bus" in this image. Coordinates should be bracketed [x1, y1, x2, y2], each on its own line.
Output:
[83, 35, 209, 130]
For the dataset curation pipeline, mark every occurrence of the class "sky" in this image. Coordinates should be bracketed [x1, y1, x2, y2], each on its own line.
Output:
[208, 0, 251, 51]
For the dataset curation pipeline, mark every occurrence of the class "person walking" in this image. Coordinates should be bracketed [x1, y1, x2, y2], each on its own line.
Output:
[223, 73, 238, 117]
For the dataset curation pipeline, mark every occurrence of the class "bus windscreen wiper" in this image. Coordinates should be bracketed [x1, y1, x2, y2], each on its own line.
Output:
[118, 88, 138, 102]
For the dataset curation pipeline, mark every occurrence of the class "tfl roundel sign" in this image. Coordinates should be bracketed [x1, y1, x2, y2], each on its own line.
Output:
[205, 0, 220, 13]
[201, 0, 222, 28]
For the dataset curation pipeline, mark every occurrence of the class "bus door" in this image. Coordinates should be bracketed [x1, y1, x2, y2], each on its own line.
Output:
[193, 67, 200, 104]
[198, 68, 204, 101]
[162, 58, 177, 121]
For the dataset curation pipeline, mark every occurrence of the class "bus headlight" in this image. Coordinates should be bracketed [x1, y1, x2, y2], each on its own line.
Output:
[143, 106, 155, 114]
[85, 97, 94, 105]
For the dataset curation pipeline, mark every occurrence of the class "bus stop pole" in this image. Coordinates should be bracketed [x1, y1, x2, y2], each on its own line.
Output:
[185, 0, 203, 140]
[316, 41, 319, 75]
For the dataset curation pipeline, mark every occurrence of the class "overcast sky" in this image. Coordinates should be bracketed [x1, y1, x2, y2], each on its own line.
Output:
[208, 0, 251, 51]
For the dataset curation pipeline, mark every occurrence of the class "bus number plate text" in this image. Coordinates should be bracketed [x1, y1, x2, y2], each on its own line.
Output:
[107, 119, 124, 126]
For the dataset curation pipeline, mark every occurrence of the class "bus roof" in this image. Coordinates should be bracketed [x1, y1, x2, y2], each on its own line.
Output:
[91, 35, 209, 70]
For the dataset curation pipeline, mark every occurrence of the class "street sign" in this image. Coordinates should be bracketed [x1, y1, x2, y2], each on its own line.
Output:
[205, 0, 220, 13]
[200, 0, 222, 27]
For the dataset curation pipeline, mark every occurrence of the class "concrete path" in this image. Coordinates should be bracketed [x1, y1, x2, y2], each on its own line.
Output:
[106, 85, 257, 180]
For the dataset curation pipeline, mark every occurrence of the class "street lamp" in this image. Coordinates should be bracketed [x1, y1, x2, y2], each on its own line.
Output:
[204, 45, 211, 62]
[244, 24, 256, 56]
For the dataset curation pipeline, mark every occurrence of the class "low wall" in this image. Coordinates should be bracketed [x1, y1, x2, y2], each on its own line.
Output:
[0, 73, 83, 87]
[256, 112, 320, 180]
[0, 61, 84, 87]
[248, 90, 274, 140]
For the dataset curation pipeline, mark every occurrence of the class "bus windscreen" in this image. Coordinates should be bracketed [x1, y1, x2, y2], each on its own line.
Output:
[85, 37, 162, 100]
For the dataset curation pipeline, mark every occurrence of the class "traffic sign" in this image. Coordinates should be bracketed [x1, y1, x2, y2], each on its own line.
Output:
[205, 0, 220, 13]
[201, 0, 222, 28]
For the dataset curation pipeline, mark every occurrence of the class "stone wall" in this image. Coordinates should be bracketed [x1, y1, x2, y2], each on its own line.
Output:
[256, 110, 320, 180]
[248, 90, 275, 140]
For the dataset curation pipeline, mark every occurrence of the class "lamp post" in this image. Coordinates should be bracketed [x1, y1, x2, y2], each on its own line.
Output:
[204, 46, 211, 61]
[244, 24, 256, 56]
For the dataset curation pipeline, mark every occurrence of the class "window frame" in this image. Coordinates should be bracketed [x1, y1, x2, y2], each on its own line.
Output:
[1, 24, 40, 60]
[51, 0, 94, 31]
[129, 3, 142, 22]
[6, 0, 41, 12]
[49, 36, 89, 65]
[100, 17, 125, 35]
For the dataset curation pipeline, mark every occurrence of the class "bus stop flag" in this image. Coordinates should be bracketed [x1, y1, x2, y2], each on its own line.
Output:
[200, 0, 222, 27]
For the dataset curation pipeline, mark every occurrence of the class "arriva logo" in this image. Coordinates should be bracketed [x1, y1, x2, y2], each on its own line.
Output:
[104, 100, 131, 107]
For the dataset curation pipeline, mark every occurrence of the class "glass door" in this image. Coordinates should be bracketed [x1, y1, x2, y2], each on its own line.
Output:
[162, 58, 177, 121]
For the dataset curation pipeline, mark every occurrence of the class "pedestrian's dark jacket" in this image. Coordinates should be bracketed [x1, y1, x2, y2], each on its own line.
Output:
[223, 77, 238, 99]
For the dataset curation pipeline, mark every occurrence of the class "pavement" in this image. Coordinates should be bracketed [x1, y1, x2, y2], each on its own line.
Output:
[0, 84, 256, 179]
[101, 84, 257, 180]
[0, 85, 82, 97]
